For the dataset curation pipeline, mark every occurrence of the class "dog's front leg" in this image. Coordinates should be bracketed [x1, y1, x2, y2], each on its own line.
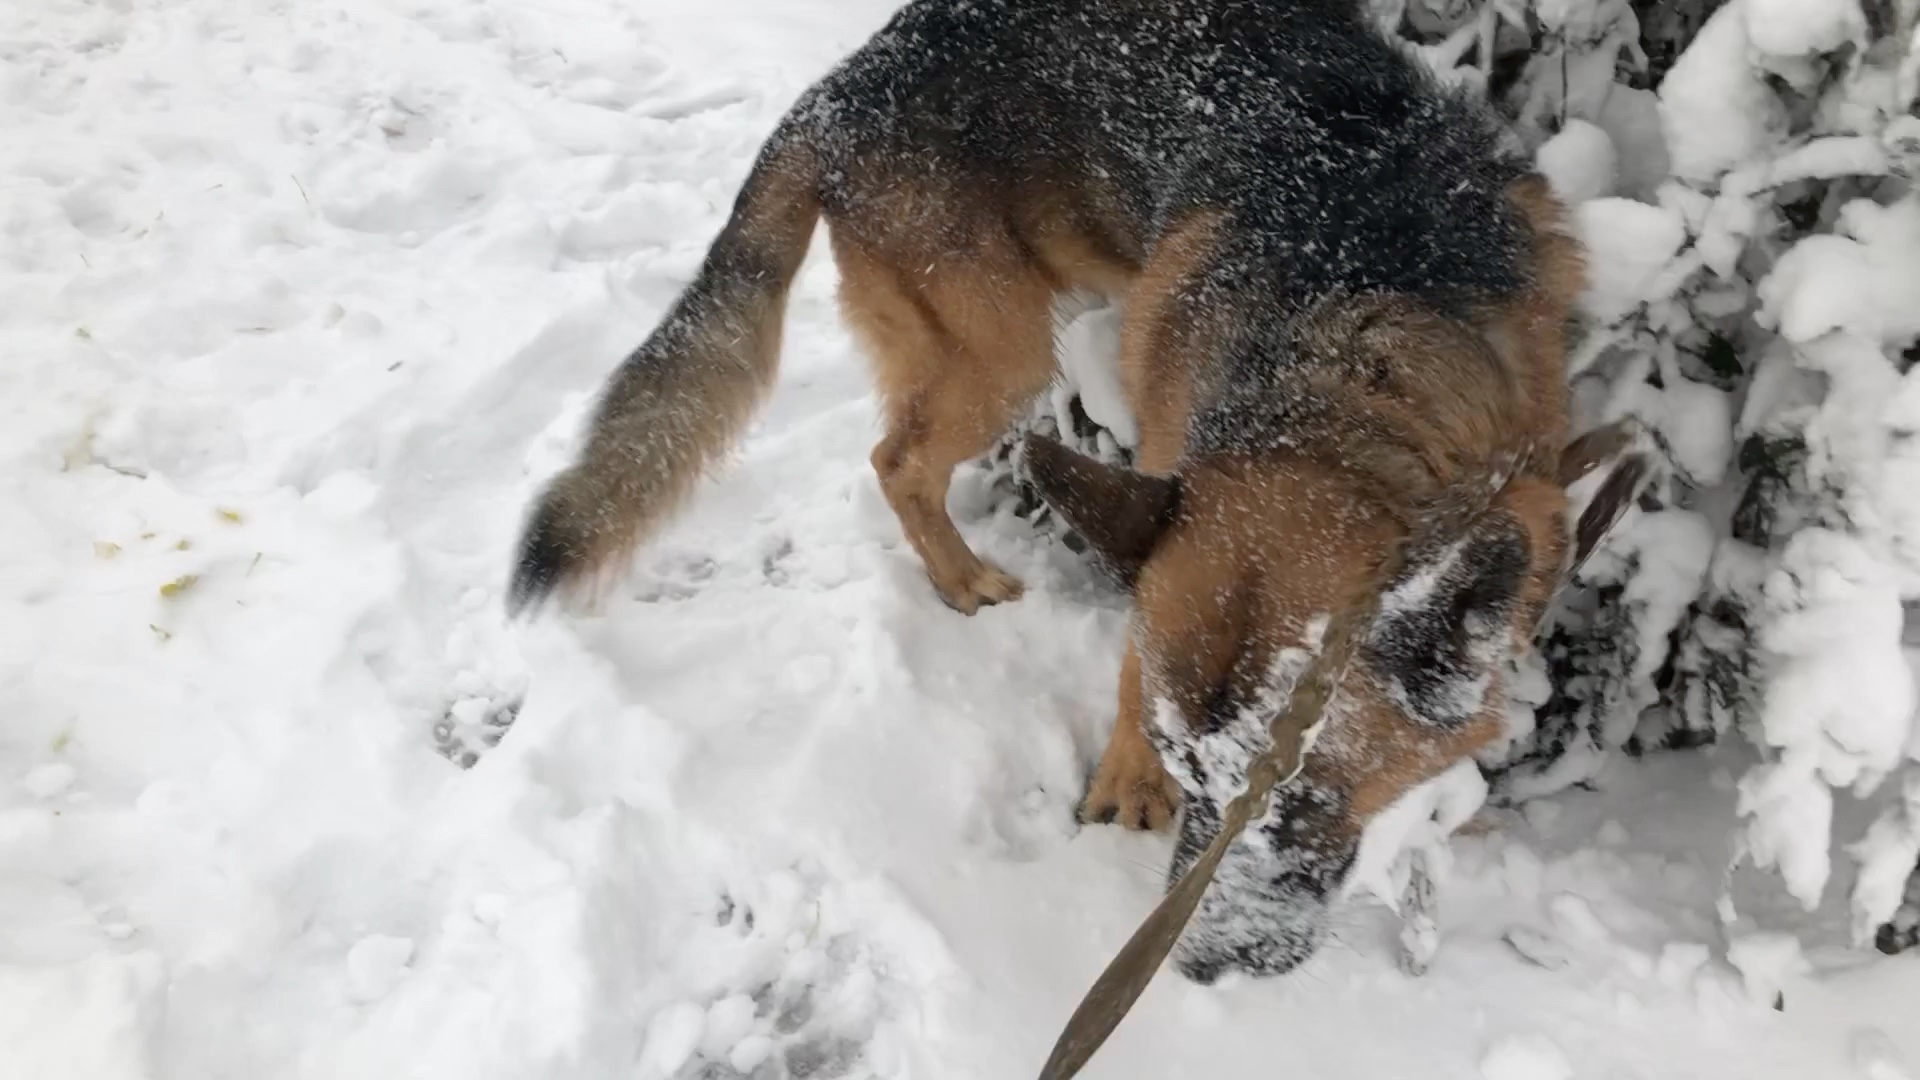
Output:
[1079, 635, 1181, 832]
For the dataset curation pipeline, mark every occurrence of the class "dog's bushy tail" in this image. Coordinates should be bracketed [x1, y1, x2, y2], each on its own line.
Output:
[508, 129, 822, 615]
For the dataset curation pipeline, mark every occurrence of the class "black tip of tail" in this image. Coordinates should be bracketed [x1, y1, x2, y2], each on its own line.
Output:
[506, 491, 580, 619]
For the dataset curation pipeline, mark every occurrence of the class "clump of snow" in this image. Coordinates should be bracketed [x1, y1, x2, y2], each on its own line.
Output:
[1657, 0, 1787, 183]
[1537, 119, 1618, 204]
[1574, 198, 1690, 322]
[1848, 774, 1920, 946]
[1486, 648, 1551, 764]
[22, 764, 77, 801]
[1581, 509, 1718, 744]
[1503, 925, 1572, 971]
[1605, 356, 1734, 487]
[1754, 530, 1914, 787]
[346, 935, 416, 1004]
[1726, 931, 1809, 1007]
[1737, 247, 1920, 923]
[1345, 759, 1488, 913]
[1342, 759, 1489, 974]
[1480, 1033, 1574, 1080]
[1546, 891, 1614, 946]
[1053, 300, 1138, 451]
[638, 1000, 707, 1079]
[1758, 200, 1920, 349]
[0, 951, 167, 1080]
[1741, 0, 1866, 61]
[1655, 942, 1711, 987]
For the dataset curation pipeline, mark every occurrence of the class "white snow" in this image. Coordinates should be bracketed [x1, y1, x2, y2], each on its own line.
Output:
[1479, 1033, 1574, 1080]
[1848, 774, 1920, 946]
[1536, 119, 1617, 204]
[1577, 508, 1719, 747]
[346, 934, 416, 1003]
[1758, 199, 1920, 349]
[22, 763, 78, 801]
[1755, 529, 1914, 791]
[1657, 0, 1787, 183]
[1735, 179, 1920, 930]
[638, 1000, 709, 1079]
[6, 1, 1920, 1079]
[1742, 0, 1867, 61]
[1054, 302, 1140, 451]
[1604, 350, 1734, 487]
[1726, 931, 1809, 1006]
[1572, 197, 1690, 323]
[1852, 1029, 1918, 1080]
[1344, 759, 1488, 912]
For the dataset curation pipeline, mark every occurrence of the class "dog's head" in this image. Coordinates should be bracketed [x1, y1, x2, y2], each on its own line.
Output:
[1021, 172, 1623, 980]
[1026, 434, 1559, 982]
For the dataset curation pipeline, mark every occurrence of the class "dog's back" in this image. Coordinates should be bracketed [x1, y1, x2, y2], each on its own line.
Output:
[803, 0, 1528, 305]
[513, 0, 1574, 623]
[796, 0, 1557, 494]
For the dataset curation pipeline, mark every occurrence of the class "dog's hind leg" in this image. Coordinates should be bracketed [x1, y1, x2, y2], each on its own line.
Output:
[1115, 211, 1224, 474]
[832, 230, 1059, 614]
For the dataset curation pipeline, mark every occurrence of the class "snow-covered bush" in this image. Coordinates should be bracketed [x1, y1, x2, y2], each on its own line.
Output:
[978, 0, 1920, 952]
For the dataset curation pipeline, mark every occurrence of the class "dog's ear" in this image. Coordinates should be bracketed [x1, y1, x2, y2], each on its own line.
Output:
[1555, 419, 1653, 572]
[1024, 434, 1180, 589]
[1556, 418, 1638, 487]
[1571, 451, 1649, 569]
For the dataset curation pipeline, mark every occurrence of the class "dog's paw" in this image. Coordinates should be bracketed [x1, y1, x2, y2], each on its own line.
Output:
[933, 562, 1025, 615]
[1079, 745, 1179, 832]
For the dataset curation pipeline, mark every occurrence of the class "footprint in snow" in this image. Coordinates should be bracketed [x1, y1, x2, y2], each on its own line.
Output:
[631, 535, 800, 601]
[632, 551, 721, 604]
[433, 695, 521, 769]
[645, 877, 893, 1080]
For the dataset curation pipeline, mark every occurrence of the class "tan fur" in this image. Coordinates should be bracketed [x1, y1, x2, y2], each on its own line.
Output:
[831, 225, 1063, 612]
[1111, 453, 1518, 839]
[830, 202, 1227, 612]
[1022, 209, 1142, 298]
[1117, 212, 1223, 474]
[1501, 474, 1573, 642]
[1080, 640, 1181, 830]
[1481, 174, 1587, 467]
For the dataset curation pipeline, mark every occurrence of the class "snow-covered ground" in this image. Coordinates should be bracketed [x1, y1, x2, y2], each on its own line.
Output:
[4, 0, 1918, 1077]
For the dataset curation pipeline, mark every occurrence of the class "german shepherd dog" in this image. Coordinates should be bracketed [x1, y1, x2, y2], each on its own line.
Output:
[511, 0, 1599, 983]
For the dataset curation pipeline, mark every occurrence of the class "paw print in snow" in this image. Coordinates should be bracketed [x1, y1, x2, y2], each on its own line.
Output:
[633, 551, 720, 603]
[645, 875, 894, 1080]
[430, 595, 531, 768]
[433, 695, 520, 769]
